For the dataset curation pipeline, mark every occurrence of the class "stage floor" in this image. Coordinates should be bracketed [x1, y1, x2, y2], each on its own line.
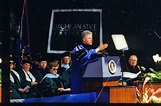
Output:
[10, 92, 97, 103]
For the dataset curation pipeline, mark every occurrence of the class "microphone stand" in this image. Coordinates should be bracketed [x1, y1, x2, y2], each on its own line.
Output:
[120, 50, 129, 86]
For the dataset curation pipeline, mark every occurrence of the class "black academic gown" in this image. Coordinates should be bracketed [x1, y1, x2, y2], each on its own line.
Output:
[41, 73, 70, 97]
[18, 70, 39, 98]
[58, 67, 70, 88]
[31, 67, 50, 83]
[122, 63, 143, 86]
[10, 71, 28, 99]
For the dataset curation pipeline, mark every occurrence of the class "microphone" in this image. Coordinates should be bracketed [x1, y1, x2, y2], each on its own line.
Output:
[97, 50, 109, 57]
[102, 50, 109, 57]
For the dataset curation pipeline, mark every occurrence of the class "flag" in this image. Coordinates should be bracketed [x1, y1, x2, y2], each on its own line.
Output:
[16, 0, 30, 63]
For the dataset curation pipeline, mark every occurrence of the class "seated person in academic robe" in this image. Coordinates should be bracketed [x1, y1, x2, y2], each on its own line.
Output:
[121, 55, 145, 86]
[30, 53, 42, 71]
[18, 60, 39, 98]
[31, 57, 50, 83]
[58, 51, 71, 88]
[10, 59, 28, 99]
[40, 61, 71, 97]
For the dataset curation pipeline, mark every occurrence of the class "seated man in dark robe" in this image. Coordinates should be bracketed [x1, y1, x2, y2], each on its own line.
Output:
[121, 55, 145, 86]
[31, 57, 50, 83]
[40, 61, 71, 97]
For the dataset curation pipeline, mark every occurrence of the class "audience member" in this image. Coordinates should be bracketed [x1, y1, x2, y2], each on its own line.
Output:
[40, 61, 71, 97]
[58, 51, 71, 88]
[10, 58, 28, 99]
[121, 55, 145, 86]
[31, 53, 42, 71]
[18, 60, 39, 98]
[31, 57, 49, 83]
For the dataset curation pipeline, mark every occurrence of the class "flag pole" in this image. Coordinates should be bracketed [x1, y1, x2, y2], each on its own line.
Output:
[19, 0, 26, 61]
[25, 0, 31, 60]
[20, 0, 31, 61]
[20, 0, 26, 52]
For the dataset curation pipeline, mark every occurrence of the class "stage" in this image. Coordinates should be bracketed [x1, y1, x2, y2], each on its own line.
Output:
[10, 92, 96, 103]
[10, 86, 137, 103]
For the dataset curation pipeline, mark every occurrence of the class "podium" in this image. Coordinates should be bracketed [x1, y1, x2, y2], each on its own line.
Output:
[83, 56, 137, 103]
[96, 86, 137, 103]
[83, 56, 122, 92]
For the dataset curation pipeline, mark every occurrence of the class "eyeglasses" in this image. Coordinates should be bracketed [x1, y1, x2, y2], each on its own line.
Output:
[52, 68, 58, 71]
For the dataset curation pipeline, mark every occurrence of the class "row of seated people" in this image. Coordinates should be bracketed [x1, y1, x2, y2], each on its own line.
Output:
[10, 52, 71, 99]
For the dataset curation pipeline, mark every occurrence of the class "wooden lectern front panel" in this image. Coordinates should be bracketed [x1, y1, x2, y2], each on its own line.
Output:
[110, 86, 136, 103]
